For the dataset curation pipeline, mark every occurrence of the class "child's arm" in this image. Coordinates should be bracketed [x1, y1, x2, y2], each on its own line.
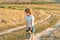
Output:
[30, 16, 34, 30]
[30, 21, 32, 30]
[25, 16, 28, 30]
[26, 21, 28, 30]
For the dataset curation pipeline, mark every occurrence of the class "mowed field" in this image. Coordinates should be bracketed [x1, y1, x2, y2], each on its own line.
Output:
[0, 4, 50, 31]
[0, 4, 60, 40]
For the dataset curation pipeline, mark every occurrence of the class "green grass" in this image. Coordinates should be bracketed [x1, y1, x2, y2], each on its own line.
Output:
[0, 4, 60, 11]
[0, 6, 60, 11]
[34, 7, 60, 11]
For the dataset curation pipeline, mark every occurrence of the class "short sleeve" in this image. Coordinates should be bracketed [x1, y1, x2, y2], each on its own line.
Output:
[32, 16, 34, 21]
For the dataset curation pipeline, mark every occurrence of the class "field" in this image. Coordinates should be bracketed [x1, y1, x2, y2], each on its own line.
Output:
[0, 4, 60, 40]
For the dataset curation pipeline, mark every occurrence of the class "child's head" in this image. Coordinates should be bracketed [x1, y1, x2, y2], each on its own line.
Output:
[25, 8, 32, 16]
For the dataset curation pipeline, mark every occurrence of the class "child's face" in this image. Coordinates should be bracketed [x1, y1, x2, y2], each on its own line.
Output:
[25, 12, 30, 16]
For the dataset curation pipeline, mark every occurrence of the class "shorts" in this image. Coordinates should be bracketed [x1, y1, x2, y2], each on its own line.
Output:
[26, 26, 35, 33]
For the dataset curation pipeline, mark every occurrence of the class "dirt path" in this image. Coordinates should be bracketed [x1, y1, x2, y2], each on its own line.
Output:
[34, 13, 60, 40]
[34, 20, 60, 40]
[0, 13, 51, 36]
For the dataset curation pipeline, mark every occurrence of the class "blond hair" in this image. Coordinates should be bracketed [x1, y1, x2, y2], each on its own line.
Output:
[25, 8, 33, 14]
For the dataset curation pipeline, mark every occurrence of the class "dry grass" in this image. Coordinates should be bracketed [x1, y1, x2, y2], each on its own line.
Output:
[0, 8, 25, 31]
[0, 13, 60, 40]
[0, 4, 60, 40]
[0, 4, 60, 31]
[0, 7, 47, 31]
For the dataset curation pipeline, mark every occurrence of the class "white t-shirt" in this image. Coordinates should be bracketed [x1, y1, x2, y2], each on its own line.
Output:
[25, 15, 34, 28]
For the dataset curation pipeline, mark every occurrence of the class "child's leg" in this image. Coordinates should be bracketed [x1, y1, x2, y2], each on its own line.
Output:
[31, 26, 35, 40]
[26, 33, 30, 40]
[26, 30, 30, 40]
[32, 33, 34, 40]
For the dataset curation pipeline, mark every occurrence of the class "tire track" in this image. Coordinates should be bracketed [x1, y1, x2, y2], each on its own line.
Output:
[0, 13, 52, 36]
[34, 12, 60, 40]
[34, 21, 60, 40]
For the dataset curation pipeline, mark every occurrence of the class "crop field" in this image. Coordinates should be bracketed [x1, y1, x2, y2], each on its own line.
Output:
[0, 4, 60, 40]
